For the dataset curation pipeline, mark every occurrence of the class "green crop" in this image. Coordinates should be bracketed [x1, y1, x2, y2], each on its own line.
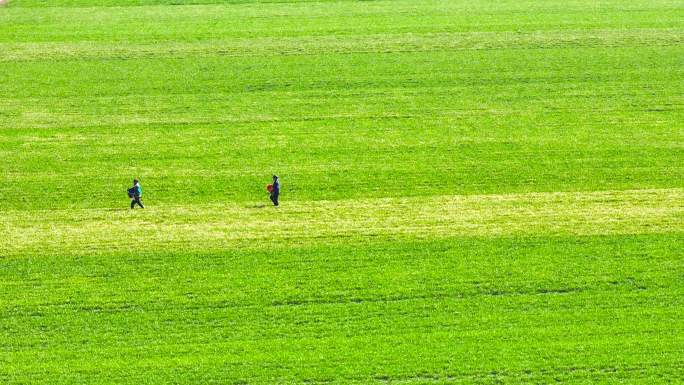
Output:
[1, 0, 683, 383]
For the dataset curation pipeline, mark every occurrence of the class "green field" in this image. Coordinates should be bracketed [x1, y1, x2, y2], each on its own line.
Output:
[1, 0, 683, 383]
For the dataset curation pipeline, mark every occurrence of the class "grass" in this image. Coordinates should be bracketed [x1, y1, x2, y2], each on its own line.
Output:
[1, 0, 683, 383]
[3, 188, 683, 257]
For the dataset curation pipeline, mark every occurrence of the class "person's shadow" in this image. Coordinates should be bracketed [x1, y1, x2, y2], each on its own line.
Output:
[246, 204, 267, 209]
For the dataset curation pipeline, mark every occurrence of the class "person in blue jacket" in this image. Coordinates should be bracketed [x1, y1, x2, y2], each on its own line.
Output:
[128, 179, 144, 209]
[270, 175, 280, 206]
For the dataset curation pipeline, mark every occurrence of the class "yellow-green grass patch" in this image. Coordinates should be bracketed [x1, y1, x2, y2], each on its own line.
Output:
[3, 188, 682, 257]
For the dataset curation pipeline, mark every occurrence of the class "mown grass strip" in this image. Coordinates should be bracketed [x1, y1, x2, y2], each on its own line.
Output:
[2, 29, 682, 61]
[2, 188, 682, 257]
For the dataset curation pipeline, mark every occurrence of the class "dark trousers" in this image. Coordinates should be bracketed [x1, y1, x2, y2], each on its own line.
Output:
[131, 196, 144, 209]
[270, 192, 279, 206]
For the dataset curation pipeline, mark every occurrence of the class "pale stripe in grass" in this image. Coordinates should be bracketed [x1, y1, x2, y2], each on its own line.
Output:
[1, 188, 682, 257]
[1, 29, 681, 61]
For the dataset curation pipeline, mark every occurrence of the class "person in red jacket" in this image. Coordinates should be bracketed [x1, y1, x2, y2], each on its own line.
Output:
[269, 175, 280, 206]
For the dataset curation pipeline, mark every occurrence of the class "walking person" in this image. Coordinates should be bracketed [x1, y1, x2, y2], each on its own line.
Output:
[269, 175, 280, 207]
[128, 179, 144, 209]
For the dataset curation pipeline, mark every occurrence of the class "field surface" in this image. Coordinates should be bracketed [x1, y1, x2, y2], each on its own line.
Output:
[1, 0, 683, 384]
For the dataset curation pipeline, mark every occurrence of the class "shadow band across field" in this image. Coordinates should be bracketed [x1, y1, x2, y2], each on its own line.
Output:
[2, 188, 682, 257]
